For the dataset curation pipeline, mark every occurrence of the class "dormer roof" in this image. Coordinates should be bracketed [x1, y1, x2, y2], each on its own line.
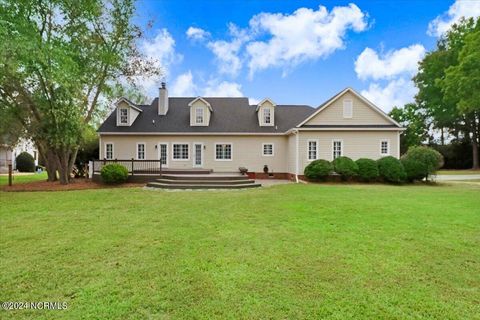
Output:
[188, 97, 213, 111]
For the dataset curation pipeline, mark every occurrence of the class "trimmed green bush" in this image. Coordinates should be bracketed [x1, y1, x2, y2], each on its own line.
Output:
[15, 152, 35, 172]
[355, 158, 379, 182]
[304, 159, 333, 180]
[101, 163, 129, 184]
[332, 156, 358, 180]
[377, 156, 406, 183]
[401, 146, 443, 181]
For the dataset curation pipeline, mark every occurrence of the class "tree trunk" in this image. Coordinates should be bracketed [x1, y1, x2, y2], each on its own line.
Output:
[473, 127, 479, 170]
[45, 150, 58, 182]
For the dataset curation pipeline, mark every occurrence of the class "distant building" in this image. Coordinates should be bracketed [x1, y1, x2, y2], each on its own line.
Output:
[0, 139, 39, 173]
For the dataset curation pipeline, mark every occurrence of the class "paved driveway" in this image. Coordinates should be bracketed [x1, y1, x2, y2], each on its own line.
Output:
[433, 174, 480, 181]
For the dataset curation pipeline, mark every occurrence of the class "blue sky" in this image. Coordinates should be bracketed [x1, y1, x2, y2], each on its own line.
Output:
[133, 0, 480, 111]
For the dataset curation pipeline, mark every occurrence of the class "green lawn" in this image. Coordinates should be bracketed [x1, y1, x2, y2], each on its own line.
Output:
[1, 184, 479, 319]
[0, 171, 47, 185]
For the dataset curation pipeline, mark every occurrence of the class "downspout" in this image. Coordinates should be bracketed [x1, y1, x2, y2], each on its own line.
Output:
[294, 129, 299, 183]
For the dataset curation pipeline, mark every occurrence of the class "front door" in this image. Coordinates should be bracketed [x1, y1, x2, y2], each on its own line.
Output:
[193, 143, 203, 167]
[159, 143, 168, 168]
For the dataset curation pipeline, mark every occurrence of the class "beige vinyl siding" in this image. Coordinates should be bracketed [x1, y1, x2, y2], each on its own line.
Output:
[297, 131, 400, 174]
[99, 135, 288, 173]
[286, 133, 297, 174]
[304, 91, 392, 125]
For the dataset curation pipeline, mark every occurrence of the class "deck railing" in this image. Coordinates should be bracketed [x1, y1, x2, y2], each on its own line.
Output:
[92, 159, 164, 176]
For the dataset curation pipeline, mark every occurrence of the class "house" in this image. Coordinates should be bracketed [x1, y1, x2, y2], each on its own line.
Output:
[97, 83, 403, 180]
[0, 139, 39, 173]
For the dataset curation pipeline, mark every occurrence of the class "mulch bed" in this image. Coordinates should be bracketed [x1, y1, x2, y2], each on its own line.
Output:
[1, 179, 144, 192]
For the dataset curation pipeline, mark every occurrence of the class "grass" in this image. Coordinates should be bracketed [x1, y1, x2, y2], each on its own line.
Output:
[437, 169, 480, 175]
[1, 184, 479, 319]
[0, 171, 47, 185]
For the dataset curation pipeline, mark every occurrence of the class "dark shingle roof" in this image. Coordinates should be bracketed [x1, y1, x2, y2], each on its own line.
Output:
[98, 97, 315, 133]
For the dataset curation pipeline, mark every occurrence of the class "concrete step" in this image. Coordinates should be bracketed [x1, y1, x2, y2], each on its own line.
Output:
[156, 178, 255, 185]
[161, 174, 247, 181]
[146, 182, 261, 189]
[161, 169, 212, 174]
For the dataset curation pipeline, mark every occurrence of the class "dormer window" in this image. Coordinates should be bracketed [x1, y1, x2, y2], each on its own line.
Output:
[263, 108, 271, 125]
[120, 108, 128, 124]
[195, 107, 204, 124]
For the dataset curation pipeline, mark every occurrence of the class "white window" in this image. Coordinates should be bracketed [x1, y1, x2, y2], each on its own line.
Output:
[380, 140, 390, 155]
[343, 99, 353, 118]
[332, 140, 343, 160]
[137, 143, 145, 160]
[263, 108, 271, 124]
[195, 107, 204, 124]
[215, 143, 232, 160]
[105, 143, 114, 160]
[308, 140, 318, 160]
[262, 143, 274, 156]
[173, 144, 189, 160]
[120, 108, 128, 124]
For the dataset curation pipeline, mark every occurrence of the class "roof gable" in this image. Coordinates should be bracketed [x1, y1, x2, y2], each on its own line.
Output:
[188, 97, 213, 111]
[255, 98, 276, 111]
[297, 88, 401, 127]
[116, 97, 143, 112]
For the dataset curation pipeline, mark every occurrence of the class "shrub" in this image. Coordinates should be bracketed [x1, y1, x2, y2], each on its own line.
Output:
[377, 156, 406, 183]
[332, 156, 358, 180]
[304, 159, 333, 180]
[355, 158, 379, 182]
[15, 152, 35, 172]
[401, 146, 443, 181]
[101, 163, 128, 184]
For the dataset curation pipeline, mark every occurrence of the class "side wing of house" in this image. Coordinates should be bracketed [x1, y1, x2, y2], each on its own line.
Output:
[293, 88, 403, 176]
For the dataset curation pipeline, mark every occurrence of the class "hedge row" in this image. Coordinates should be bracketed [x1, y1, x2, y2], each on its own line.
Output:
[304, 146, 443, 184]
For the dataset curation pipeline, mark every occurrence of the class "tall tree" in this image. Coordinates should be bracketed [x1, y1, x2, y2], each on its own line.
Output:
[0, 0, 160, 183]
[389, 103, 430, 154]
[414, 17, 479, 169]
[442, 24, 480, 169]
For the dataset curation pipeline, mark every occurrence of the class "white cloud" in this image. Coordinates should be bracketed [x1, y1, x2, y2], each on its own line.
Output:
[361, 78, 417, 111]
[170, 72, 244, 98]
[428, 0, 480, 37]
[203, 80, 243, 97]
[207, 24, 248, 76]
[354, 44, 426, 80]
[249, 97, 260, 105]
[186, 27, 210, 41]
[246, 4, 368, 76]
[171, 71, 197, 96]
[135, 29, 182, 95]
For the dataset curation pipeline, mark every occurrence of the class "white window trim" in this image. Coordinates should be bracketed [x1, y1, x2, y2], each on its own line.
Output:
[214, 142, 233, 161]
[332, 139, 344, 160]
[195, 107, 204, 124]
[262, 143, 274, 156]
[192, 142, 204, 167]
[158, 143, 169, 168]
[172, 143, 190, 161]
[343, 99, 353, 119]
[136, 142, 146, 160]
[307, 139, 319, 161]
[380, 139, 390, 156]
[104, 142, 114, 160]
[118, 108, 129, 125]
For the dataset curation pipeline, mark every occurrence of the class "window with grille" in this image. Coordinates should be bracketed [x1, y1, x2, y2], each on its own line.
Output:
[120, 108, 128, 124]
[173, 144, 189, 160]
[333, 140, 342, 159]
[215, 144, 232, 160]
[105, 143, 113, 160]
[263, 143, 274, 156]
[137, 143, 145, 160]
[381, 140, 389, 155]
[308, 141, 318, 160]
[263, 108, 271, 124]
[195, 107, 204, 124]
